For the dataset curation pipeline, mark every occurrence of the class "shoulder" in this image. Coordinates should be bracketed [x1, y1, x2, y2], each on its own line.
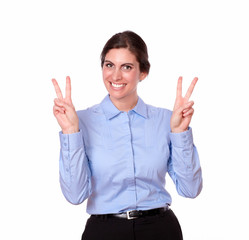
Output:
[146, 103, 172, 119]
[76, 103, 104, 125]
[143, 102, 172, 132]
[77, 103, 102, 116]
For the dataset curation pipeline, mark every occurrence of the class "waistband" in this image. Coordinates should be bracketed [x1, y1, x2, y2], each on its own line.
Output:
[92, 206, 170, 220]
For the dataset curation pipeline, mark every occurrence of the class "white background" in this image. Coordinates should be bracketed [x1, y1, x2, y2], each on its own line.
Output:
[1, 0, 248, 239]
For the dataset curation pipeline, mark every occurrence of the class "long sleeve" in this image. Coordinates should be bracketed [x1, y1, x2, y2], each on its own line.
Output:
[59, 130, 92, 205]
[168, 128, 203, 198]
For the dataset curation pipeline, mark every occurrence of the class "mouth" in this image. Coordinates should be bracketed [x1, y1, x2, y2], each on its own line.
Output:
[110, 82, 127, 88]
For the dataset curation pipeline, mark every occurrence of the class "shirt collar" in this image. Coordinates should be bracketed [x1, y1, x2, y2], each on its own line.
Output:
[100, 95, 148, 120]
[132, 97, 148, 119]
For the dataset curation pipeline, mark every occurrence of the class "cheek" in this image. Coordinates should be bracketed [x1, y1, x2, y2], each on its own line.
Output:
[125, 72, 140, 83]
[102, 69, 112, 81]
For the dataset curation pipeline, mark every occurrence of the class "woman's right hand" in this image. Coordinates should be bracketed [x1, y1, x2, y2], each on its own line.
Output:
[52, 76, 79, 134]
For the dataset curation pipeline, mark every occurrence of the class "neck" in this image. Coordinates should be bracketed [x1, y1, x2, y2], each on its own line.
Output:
[110, 95, 138, 112]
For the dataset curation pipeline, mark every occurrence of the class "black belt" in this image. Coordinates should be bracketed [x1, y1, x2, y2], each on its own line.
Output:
[92, 206, 169, 220]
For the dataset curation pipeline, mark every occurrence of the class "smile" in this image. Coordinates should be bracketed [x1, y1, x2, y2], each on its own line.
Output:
[111, 82, 126, 88]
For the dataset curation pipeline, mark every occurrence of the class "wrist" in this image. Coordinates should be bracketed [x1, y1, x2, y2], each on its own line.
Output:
[171, 127, 188, 133]
[62, 127, 79, 134]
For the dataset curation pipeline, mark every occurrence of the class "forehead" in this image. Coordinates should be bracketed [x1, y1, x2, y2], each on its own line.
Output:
[105, 48, 138, 64]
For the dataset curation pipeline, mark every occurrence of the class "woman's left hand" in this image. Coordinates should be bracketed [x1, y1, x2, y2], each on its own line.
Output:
[170, 76, 198, 133]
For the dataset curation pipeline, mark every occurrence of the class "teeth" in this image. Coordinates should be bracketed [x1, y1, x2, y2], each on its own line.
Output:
[111, 83, 126, 88]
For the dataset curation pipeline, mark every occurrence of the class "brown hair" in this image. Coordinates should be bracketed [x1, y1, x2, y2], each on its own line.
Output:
[101, 31, 150, 74]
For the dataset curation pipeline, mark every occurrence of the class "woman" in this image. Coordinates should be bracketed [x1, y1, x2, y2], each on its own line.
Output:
[52, 31, 202, 240]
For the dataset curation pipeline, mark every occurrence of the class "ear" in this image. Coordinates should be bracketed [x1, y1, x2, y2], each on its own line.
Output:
[139, 72, 148, 82]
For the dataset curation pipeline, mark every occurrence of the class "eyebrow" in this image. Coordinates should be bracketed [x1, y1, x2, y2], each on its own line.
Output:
[104, 60, 135, 66]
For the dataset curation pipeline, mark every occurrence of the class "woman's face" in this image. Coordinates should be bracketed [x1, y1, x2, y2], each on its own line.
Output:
[102, 48, 147, 105]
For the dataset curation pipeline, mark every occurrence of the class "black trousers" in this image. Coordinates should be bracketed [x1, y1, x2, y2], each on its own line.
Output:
[82, 209, 183, 240]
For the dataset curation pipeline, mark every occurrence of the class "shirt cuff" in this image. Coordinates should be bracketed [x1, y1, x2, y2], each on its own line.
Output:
[59, 129, 84, 151]
[169, 128, 193, 148]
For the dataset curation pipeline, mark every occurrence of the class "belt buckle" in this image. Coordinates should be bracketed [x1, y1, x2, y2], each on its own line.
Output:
[126, 210, 138, 220]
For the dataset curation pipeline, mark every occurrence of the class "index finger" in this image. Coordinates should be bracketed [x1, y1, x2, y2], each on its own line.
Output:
[52, 78, 63, 99]
[184, 77, 198, 100]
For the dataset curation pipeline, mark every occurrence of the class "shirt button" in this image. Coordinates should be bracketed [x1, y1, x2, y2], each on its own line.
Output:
[63, 143, 67, 147]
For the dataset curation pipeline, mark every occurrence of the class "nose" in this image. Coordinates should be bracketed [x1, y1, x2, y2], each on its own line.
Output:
[112, 68, 122, 81]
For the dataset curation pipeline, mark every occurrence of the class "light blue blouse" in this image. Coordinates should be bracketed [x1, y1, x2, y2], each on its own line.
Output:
[59, 95, 202, 214]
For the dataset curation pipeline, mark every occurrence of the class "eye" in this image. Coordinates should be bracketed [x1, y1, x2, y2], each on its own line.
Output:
[122, 65, 133, 71]
[105, 63, 113, 68]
